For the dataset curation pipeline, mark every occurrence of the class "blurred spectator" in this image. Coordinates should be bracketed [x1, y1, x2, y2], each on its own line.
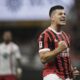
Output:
[0, 31, 22, 80]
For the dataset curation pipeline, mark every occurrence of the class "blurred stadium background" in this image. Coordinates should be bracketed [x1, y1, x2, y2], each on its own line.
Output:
[0, 0, 80, 80]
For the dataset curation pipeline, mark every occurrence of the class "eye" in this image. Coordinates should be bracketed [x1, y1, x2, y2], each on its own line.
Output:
[59, 13, 66, 16]
[59, 13, 63, 15]
[59, 13, 62, 15]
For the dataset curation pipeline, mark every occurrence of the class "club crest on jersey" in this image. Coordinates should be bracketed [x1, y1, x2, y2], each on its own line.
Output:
[3, 53, 9, 59]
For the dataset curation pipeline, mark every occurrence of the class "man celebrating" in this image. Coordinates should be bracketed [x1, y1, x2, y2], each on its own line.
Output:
[38, 5, 73, 80]
[0, 31, 22, 80]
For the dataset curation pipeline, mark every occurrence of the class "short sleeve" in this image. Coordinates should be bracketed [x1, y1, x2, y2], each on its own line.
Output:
[38, 32, 51, 53]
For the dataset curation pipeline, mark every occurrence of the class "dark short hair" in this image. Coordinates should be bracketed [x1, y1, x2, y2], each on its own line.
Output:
[49, 5, 64, 17]
[3, 30, 11, 34]
[3, 30, 12, 35]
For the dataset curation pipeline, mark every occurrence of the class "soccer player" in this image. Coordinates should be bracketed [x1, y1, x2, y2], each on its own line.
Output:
[0, 31, 22, 80]
[38, 5, 73, 80]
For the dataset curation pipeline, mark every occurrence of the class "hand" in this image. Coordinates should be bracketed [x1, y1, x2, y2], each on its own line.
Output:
[73, 67, 80, 76]
[16, 72, 21, 80]
[58, 41, 67, 52]
[16, 68, 22, 80]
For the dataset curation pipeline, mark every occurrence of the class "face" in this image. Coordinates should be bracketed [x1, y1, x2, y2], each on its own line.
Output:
[51, 9, 66, 26]
[3, 31, 12, 42]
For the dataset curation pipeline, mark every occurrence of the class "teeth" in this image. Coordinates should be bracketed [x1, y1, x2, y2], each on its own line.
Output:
[61, 20, 65, 21]
[61, 19, 65, 20]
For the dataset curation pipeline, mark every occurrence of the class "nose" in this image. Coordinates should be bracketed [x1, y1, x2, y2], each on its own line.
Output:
[62, 14, 66, 18]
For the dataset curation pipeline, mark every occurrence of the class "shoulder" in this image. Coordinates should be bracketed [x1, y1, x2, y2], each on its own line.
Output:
[62, 31, 70, 37]
[11, 42, 19, 50]
[0, 43, 4, 46]
[0, 43, 5, 47]
[39, 28, 49, 38]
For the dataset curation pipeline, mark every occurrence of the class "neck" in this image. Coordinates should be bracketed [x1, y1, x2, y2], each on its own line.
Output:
[50, 22, 61, 32]
[4, 41, 11, 45]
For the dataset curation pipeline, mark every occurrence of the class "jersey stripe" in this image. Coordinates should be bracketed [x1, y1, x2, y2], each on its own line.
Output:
[62, 32, 69, 46]
[44, 32, 48, 48]
[63, 32, 70, 44]
[45, 30, 56, 67]
[46, 30, 61, 72]
[46, 31, 55, 51]
[48, 29, 64, 73]
[59, 34, 69, 78]
[62, 32, 70, 46]
[46, 29, 57, 47]
[38, 28, 72, 78]
[62, 32, 72, 78]
[54, 33, 64, 73]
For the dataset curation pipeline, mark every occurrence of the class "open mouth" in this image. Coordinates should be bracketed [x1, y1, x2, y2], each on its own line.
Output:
[60, 19, 66, 22]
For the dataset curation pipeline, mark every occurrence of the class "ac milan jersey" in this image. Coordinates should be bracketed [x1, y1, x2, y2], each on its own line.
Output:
[38, 27, 72, 79]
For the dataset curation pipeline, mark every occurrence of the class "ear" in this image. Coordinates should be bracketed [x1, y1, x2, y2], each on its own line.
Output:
[50, 15, 54, 21]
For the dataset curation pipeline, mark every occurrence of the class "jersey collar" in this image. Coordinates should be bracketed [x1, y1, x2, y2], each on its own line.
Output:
[48, 27, 62, 35]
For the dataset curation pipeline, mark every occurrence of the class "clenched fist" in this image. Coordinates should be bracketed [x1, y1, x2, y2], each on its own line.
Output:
[58, 41, 67, 52]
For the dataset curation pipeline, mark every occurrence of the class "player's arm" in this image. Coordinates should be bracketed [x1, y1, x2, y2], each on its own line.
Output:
[39, 41, 67, 64]
[16, 59, 22, 79]
[15, 46, 22, 79]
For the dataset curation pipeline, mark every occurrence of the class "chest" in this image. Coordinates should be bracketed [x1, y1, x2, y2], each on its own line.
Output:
[0, 45, 14, 59]
[50, 33, 70, 47]
[50, 33, 70, 57]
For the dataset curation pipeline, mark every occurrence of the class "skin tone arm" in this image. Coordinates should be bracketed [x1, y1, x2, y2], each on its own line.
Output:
[39, 41, 67, 64]
[16, 59, 22, 79]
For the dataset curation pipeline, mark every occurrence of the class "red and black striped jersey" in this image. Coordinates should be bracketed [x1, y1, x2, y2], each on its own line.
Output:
[38, 27, 72, 79]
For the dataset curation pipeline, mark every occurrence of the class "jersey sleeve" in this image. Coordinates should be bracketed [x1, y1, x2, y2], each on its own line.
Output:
[38, 32, 52, 53]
